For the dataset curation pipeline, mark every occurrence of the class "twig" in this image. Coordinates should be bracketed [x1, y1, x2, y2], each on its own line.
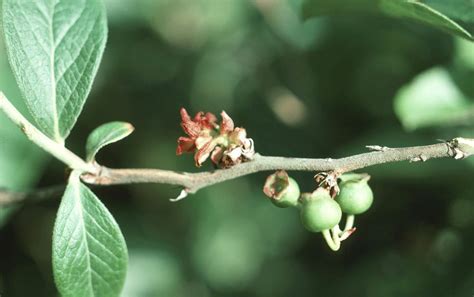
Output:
[1, 91, 474, 205]
[1, 138, 472, 206]
[0, 185, 65, 206]
[82, 139, 470, 195]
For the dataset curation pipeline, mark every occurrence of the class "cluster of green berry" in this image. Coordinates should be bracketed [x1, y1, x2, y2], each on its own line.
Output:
[263, 170, 374, 251]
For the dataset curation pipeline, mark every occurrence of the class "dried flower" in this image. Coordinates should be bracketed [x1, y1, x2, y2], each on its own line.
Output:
[176, 108, 255, 167]
[314, 172, 340, 198]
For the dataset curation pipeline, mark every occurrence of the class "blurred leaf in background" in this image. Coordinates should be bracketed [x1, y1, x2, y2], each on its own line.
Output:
[394, 67, 474, 130]
[123, 248, 183, 296]
[452, 37, 474, 98]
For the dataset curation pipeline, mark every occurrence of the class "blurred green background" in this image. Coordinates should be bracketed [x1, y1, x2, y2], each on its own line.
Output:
[1, 0, 474, 296]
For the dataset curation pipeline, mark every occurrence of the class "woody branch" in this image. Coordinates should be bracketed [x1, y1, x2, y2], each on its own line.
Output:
[3, 140, 472, 206]
[1, 92, 474, 205]
[84, 139, 469, 194]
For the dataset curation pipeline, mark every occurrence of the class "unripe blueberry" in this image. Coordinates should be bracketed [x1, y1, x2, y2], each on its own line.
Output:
[300, 188, 342, 233]
[336, 180, 373, 215]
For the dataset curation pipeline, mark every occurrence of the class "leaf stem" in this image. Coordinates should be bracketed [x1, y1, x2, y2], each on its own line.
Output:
[0, 92, 96, 173]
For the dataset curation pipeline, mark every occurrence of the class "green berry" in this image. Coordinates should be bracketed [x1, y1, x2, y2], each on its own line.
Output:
[336, 180, 373, 215]
[300, 190, 342, 232]
[271, 177, 300, 208]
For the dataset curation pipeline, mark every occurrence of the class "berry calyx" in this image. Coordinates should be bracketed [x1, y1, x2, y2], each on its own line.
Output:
[274, 177, 300, 208]
[263, 170, 300, 208]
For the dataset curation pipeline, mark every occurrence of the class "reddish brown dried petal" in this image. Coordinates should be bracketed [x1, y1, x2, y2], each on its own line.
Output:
[205, 112, 218, 125]
[192, 111, 204, 121]
[194, 140, 218, 167]
[176, 137, 195, 155]
[194, 111, 218, 130]
[241, 138, 255, 160]
[220, 111, 234, 134]
[195, 135, 213, 149]
[226, 147, 242, 162]
[210, 146, 224, 165]
[180, 107, 191, 122]
[228, 127, 247, 145]
[180, 108, 201, 138]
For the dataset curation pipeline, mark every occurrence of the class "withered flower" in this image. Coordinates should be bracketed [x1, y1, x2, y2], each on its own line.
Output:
[176, 108, 255, 167]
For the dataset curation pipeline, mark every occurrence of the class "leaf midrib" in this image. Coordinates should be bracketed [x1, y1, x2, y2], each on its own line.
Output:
[48, 0, 61, 142]
[73, 180, 95, 297]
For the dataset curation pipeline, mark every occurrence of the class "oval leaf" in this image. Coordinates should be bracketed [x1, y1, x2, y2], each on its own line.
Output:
[2, 0, 108, 142]
[86, 121, 134, 162]
[53, 171, 128, 297]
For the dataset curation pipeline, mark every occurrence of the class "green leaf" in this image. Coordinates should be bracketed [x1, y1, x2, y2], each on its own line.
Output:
[302, 0, 473, 40]
[52, 171, 128, 297]
[424, 0, 474, 25]
[379, 0, 473, 40]
[85, 121, 134, 162]
[2, 0, 108, 142]
[393, 67, 473, 130]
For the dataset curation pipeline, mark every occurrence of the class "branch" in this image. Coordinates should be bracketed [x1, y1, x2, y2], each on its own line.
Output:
[1, 91, 474, 204]
[0, 185, 65, 206]
[0, 92, 97, 173]
[81, 138, 473, 195]
[1, 138, 473, 206]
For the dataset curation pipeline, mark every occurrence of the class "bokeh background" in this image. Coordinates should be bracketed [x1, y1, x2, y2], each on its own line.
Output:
[1, 0, 474, 296]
